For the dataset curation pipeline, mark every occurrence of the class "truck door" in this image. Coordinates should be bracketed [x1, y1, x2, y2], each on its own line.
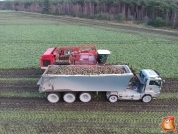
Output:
[146, 80, 161, 93]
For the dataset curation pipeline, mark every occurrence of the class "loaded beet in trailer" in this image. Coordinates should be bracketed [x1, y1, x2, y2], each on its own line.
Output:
[37, 65, 164, 103]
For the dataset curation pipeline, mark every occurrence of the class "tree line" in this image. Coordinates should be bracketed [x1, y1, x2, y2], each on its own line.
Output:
[0, 0, 178, 28]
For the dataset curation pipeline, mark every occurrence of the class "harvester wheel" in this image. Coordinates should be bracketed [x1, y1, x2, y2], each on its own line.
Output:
[47, 93, 60, 103]
[63, 93, 76, 103]
[79, 92, 92, 103]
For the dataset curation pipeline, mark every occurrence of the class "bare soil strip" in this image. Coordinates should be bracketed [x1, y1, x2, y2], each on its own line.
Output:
[0, 68, 43, 78]
[0, 97, 177, 112]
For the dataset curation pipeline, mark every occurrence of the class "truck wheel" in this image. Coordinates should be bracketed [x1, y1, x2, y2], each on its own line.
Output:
[47, 93, 60, 103]
[142, 95, 152, 103]
[79, 92, 91, 103]
[63, 93, 76, 103]
[109, 95, 118, 103]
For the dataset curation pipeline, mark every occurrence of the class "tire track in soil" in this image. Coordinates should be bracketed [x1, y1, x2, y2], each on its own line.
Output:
[0, 81, 177, 93]
[0, 68, 43, 78]
[0, 87, 39, 92]
[3, 120, 139, 134]
[0, 97, 177, 112]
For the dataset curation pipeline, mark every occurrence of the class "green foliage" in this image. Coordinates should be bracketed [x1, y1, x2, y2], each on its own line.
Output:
[127, 15, 135, 21]
[153, 17, 165, 27]
[4, 1, 12, 10]
[0, 0, 178, 27]
[89, 15, 94, 19]
[105, 14, 111, 21]
[24, 1, 32, 9]
[55, 8, 59, 15]
[42, 0, 50, 14]
[117, 13, 123, 22]
[15, 8, 19, 11]
[97, 12, 103, 20]
[148, 17, 165, 27]
[0, 109, 177, 133]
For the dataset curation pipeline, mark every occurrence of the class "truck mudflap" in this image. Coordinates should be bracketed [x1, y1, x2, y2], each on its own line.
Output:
[37, 77, 43, 93]
[37, 77, 43, 85]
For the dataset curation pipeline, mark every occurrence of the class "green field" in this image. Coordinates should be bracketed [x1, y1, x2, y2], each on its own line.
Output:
[0, 11, 178, 77]
[0, 11, 178, 134]
[0, 110, 177, 134]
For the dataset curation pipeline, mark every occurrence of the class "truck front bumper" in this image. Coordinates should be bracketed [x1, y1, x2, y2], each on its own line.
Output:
[153, 92, 160, 98]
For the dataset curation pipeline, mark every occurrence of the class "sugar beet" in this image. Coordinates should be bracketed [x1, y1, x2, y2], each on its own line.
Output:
[46, 65, 126, 75]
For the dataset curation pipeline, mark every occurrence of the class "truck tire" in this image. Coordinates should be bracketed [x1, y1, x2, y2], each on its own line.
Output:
[142, 95, 152, 103]
[109, 95, 118, 103]
[63, 93, 76, 103]
[79, 92, 92, 103]
[47, 93, 60, 103]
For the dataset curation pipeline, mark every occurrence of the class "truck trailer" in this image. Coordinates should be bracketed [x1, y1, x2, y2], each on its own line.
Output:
[37, 65, 164, 103]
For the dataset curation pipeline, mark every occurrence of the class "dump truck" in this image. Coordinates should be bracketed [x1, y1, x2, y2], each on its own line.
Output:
[37, 65, 164, 103]
[40, 44, 110, 69]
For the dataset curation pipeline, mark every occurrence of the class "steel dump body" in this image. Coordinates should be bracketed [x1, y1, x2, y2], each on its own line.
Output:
[37, 65, 134, 93]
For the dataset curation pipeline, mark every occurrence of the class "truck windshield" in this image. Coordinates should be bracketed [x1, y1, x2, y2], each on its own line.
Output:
[149, 80, 161, 87]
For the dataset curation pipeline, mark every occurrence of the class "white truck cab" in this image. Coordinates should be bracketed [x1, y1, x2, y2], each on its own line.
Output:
[107, 69, 164, 103]
[137, 69, 163, 98]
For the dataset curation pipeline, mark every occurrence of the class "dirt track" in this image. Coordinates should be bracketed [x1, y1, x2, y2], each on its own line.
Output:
[19, 11, 178, 41]
[0, 97, 177, 112]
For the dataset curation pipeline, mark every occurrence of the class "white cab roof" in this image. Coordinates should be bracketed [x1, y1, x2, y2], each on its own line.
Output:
[97, 50, 111, 54]
[142, 69, 159, 77]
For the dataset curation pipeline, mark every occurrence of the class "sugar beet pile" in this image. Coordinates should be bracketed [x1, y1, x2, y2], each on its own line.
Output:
[46, 65, 126, 75]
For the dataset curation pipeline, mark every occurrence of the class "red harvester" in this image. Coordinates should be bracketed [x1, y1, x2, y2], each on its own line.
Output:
[40, 44, 110, 69]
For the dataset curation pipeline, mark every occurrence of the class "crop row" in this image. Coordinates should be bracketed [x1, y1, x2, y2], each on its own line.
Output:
[0, 121, 161, 134]
[0, 108, 177, 134]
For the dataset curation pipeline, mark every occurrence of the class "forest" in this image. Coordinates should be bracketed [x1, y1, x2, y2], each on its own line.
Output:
[0, 0, 178, 28]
